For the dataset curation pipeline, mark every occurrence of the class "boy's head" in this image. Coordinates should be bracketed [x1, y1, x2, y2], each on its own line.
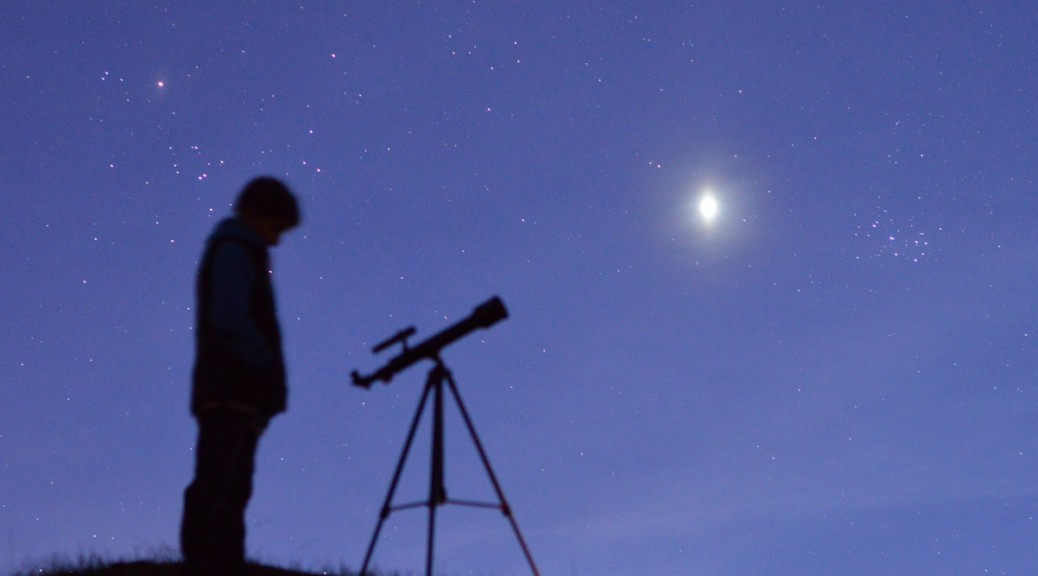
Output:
[234, 177, 301, 245]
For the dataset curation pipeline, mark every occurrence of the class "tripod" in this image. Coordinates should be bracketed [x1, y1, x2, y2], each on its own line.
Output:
[358, 357, 540, 576]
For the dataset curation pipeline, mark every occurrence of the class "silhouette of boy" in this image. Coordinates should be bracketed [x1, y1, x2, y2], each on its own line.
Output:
[181, 177, 300, 576]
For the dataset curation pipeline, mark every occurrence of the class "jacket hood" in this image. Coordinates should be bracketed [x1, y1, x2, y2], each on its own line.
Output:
[207, 216, 267, 249]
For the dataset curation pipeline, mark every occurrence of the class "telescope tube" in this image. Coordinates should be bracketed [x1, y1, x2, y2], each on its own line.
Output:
[351, 296, 508, 388]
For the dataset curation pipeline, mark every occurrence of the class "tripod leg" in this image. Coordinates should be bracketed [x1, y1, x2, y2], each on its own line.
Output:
[425, 365, 447, 576]
[426, 500, 437, 576]
[443, 371, 542, 576]
[430, 365, 447, 506]
[360, 376, 435, 576]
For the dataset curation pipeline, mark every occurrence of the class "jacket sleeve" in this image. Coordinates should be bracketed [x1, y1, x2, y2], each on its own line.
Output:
[206, 242, 276, 369]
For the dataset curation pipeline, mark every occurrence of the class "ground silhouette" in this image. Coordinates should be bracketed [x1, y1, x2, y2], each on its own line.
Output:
[7, 558, 376, 576]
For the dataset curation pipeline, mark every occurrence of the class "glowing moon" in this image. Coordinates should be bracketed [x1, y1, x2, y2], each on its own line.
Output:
[698, 193, 719, 223]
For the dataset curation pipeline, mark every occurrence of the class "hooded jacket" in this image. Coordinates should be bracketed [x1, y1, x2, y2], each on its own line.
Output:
[191, 217, 287, 416]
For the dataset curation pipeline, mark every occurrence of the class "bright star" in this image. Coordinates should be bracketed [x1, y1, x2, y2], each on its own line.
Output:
[698, 192, 719, 223]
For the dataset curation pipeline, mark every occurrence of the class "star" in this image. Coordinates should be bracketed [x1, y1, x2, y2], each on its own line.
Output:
[698, 191, 719, 224]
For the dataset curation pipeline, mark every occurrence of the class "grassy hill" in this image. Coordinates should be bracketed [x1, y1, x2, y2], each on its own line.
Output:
[7, 556, 377, 576]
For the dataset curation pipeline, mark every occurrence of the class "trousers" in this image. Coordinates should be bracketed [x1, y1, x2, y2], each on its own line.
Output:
[181, 408, 265, 576]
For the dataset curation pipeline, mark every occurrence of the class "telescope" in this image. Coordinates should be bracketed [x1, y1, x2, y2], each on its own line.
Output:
[351, 296, 508, 388]
[351, 294, 540, 576]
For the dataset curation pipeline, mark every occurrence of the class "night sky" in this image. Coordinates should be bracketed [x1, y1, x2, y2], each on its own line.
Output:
[3, 3, 1038, 575]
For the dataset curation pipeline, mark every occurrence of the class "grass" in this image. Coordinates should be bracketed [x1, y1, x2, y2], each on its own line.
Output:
[5, 552, 391, 576]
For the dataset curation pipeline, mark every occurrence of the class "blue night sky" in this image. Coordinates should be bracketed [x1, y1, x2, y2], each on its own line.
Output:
[3, 3, 1038, 575]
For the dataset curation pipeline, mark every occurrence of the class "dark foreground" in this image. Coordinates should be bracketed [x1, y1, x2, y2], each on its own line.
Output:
[9, 560, 367, 576]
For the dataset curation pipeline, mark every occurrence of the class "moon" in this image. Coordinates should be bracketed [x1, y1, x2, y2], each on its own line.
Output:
[698, 192, 719, 223]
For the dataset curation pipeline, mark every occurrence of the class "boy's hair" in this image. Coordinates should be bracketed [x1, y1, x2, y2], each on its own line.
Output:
[234, 177, 301, 226]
